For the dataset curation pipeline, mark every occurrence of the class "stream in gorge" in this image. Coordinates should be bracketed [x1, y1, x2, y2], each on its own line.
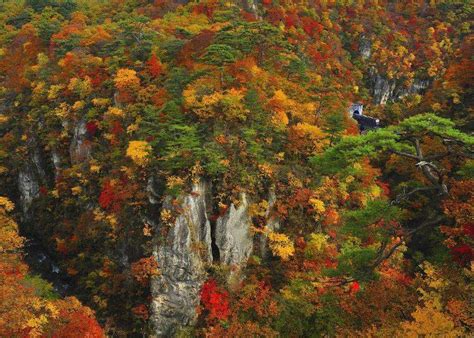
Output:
[22, 237, 71, 296]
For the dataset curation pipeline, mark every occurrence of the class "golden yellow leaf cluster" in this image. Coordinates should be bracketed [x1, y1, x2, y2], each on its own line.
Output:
[114, 68, 140, 91]
[267, 231, 295, 261]
[126, 140, 152, 166]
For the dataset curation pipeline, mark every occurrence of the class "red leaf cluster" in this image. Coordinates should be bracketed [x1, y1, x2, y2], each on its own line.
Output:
[350, 281, 360, 294]
[301, 17, 323, 36]
[86, 121, 98, 136]
[110, 121, 124, 136]
[200, 279, 230, 321]
[50, 308, 104, 338]
[285, 12, 299, 28]
[238, 281, 278, 318]
[147, 53, 163, 78]
[131, 304, 149, 320]
[98, 180, 127, 212]
[193, 3, 214, 18]
[450, 244, 473, 266]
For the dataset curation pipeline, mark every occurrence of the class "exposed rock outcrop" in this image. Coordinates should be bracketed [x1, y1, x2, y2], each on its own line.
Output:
[241, 0, 262, 19]
[359, 36, 371, 59]
[371, 71, 430, 104]
[31, 146, 47, 181]
[150, 183, 266, 334]
[70, 119, 91, 164]
[215, 193, 253, 266]
[372, 74, 397, 105]
[358, 37, 430, 104]
[151, 180, 212, 337]
[51, 150, 62, 179]
[18, 162, 40, 217]
[146, 176, 161, 205]
[18, 139, 48, 218]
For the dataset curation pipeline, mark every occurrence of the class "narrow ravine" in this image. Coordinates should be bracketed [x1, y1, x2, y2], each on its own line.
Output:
[22, 236, 71, 296]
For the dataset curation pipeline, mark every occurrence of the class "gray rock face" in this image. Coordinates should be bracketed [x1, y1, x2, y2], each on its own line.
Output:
[373, 74, 397, 105]
[70, 119, 91, 164]
[151, 184, 260, 334]
[359, 36, 371, 59]
[18, 163, 40, 216]
[147, 177, 160, 205]
[359, 38, 430, 105]
[403, 79, 430, 96]
[215, 193, 253, 266]
[51, 151, 61, 175]
[151, 180, 212, 337]
[18, 140, 47, 217]
[241, 0, 261, 19]
[371, 72, 430, 104]
[31, 147, 47, 181]
[265, 190, 280, 231]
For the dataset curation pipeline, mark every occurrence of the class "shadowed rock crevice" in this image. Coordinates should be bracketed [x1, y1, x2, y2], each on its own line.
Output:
[210, 216, 221, 263]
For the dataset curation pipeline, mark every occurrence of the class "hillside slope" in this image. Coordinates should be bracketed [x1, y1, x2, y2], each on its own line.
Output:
[0, 0, 472, 336]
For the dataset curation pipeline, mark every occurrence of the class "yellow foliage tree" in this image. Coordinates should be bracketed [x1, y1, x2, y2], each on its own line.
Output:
[267, 231, 295, 261]
[67, 76, 92, 99]
[0, 197, 103, 336]
[106, 106, 125, 118]
[114, 68, 140, 92]
[183, 87, 249, 121]
[399, 301, 462, 337]
[0, 196, 23, 255]
[126, 141, 152, 166]
[306, 233, 329, 255]
[288, 122, 328, 155]
[398, 262, 466, 337]
[268, 89, 293, 127]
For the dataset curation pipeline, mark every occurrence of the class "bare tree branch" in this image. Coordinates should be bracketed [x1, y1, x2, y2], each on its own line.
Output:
[392, 150, 419, 160]
[425, 152, 450, 161]
[391, 186, 439, 205]
[371, 215, 445, 269]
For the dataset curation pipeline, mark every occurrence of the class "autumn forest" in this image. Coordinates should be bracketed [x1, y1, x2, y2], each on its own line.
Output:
[0, 0, 472, 336]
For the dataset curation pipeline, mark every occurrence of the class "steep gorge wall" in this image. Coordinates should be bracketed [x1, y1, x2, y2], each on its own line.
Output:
[150, 180, 212, 336]
[358, 38, 431, 105]
[149, 181, 279, 335]
[371, 71, 430, 105]
[215, 192, 253, 267]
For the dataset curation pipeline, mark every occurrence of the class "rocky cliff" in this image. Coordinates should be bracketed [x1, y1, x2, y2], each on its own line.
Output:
[371, 72, 430, 105]
[150, 180, 212, 336]
[148, 182, 286, 335]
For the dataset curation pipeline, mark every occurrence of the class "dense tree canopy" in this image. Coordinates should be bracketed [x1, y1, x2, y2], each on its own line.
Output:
[0, 0, 472, 336]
